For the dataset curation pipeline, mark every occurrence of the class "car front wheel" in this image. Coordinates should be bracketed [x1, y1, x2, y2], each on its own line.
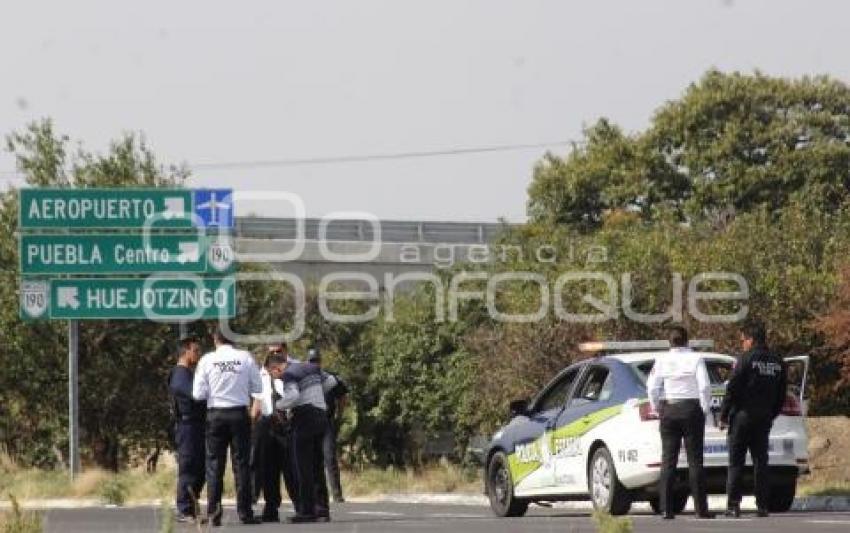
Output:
[588, 447, 632, 516]
[486, 451, 529, 517]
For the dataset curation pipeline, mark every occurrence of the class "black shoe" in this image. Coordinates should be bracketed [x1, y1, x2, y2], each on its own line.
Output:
[725, 506, 741, 518]
[662, 513, 675, 520]
[287, 514, 318, 523]
[696, 512, 716, 519]
[261, 513, 280, 523]
[757, 508, 770, 518]
[240, 515, 262, 525]
[200, 512, 222, 527]
[175, 513, 195, 523]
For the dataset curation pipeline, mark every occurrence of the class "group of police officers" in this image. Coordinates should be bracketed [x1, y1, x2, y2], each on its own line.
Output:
[168, 328, 348, 526]
[169, 320, 787, 524]
[648, 321, 788, 519]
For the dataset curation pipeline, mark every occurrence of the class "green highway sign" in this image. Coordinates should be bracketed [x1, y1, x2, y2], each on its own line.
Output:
[20, 234, 235, 275]
[20, 277, 236, 320]
[19, 188, 194, 229]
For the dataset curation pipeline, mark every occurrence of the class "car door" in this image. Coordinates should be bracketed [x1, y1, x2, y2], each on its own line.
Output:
[550, 364, 619, 492]
[784, 355, 809, 415]
[510, 366, 583, 494]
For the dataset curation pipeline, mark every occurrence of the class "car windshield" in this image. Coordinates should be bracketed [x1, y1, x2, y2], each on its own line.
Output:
[631, 358, 733, 386]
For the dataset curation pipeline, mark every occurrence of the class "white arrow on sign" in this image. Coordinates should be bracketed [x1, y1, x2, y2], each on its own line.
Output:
[177, 242, 200, 264]
[163, 197, 186, 219]
[57, 287, 80, 309]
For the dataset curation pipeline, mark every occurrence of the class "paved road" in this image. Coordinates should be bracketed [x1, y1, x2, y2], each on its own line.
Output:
[40, 502, 850, 533]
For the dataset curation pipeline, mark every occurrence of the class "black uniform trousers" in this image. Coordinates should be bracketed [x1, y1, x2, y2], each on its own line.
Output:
[291, 405, 330, 518]
[323, 418, 344, 501]
[252, 415, 300, 517]
[659, 399, 709, 515]
[206, 407, 254, 520]
[727, 410, 772, 509]
[175, 420, 205, 516]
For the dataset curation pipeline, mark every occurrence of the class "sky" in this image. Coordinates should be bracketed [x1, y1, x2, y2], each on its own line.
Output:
[1, 0, 848, 222]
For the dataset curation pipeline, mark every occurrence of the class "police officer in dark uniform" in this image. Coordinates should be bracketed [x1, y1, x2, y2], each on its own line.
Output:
[168, 335, 206, 523]
[647, 326, 715, 520]
[250, 345, 300, 522]
[720, 320, 788, 518]
[193, 328, 263, 526]
[276, 353, 339, 523]
[309, 349, 349, 503]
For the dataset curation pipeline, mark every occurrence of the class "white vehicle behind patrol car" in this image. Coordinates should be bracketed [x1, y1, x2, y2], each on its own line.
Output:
[483, 341, 809, 516]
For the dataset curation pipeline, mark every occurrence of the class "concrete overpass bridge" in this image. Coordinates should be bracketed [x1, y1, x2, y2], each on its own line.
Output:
[232, 217, 515, 285]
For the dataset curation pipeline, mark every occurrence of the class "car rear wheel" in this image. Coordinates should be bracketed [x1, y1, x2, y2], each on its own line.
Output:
[486, 451, 529, 517]
[768, 481, 796, 513]
[588, 447, 632, 515]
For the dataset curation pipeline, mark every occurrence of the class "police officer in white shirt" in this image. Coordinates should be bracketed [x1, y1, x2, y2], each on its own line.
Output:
[192, 328, 263, 526]
[647, 326, 715, 520]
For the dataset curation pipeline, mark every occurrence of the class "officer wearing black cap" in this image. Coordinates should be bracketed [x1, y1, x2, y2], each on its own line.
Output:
[276, 347, 338, 523]
[193, 328, 263, 526]
[720, 320, 788, 518]
[647, 326, 714, 520]
[168, 334, 205, 523]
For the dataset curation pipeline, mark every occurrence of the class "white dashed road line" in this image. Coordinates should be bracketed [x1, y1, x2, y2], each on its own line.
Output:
[348, 511, 406, 517]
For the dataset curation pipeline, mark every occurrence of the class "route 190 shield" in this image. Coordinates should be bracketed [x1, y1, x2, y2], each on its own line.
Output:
[207, 239, 235, 273]
[21, 280, 50, 319]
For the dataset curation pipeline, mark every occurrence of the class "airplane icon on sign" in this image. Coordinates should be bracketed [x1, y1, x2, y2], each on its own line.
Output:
[194, 189, 233, 228]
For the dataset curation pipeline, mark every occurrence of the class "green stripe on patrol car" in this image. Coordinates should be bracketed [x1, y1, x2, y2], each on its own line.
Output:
[507, 403, 624, 484]
[551, 405, 623, 440]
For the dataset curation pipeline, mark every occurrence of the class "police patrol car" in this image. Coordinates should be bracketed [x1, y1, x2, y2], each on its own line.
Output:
[484, 340, 809, 517]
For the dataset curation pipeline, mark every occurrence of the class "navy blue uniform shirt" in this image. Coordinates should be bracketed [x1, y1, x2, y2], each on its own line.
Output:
[169, 365, 206, 423]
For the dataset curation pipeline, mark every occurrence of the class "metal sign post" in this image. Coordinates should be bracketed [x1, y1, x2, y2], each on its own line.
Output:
[68, 319, 80, 479]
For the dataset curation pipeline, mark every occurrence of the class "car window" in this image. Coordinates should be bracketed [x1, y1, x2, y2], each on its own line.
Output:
[571, 366, 613, 405]
[535, 367, 580, 412]
[631, 358, 733, 385]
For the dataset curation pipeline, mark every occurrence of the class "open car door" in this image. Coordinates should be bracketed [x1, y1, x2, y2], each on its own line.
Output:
[784, 356, 809, 416]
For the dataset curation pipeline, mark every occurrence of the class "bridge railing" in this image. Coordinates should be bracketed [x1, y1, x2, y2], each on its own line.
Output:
[234, 217, 513, 244]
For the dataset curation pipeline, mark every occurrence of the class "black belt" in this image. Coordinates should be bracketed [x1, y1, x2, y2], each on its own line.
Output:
[664, 398, 700, 405]
[208, 405, 248, 412]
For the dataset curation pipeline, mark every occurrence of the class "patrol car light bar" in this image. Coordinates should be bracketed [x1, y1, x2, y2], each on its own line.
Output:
[578, 339, 715, 352]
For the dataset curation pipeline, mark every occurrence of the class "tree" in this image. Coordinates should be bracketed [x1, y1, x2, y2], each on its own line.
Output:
[528, 71, 850, 228]
[653, 70, 850, 220]
[810, 265, 850, 413]
[527, 120, 687, 230]
[2, 120, 189, 469]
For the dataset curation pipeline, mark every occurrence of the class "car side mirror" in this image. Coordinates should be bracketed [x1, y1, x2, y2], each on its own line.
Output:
[509, 398, 530, 418]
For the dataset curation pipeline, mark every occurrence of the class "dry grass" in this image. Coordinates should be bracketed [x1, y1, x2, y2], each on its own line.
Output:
[341, 463, 480, 496]
[0, 495, 43, 533]
[799, 481, 850, 498]
[70, 470, 109, 498]
[0, 446, 244, 505]
[1, 461, 477, 505]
